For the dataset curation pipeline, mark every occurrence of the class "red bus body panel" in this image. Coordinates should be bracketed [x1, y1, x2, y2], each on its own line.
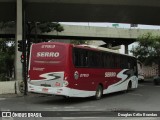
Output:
[28, 42, 138, 97]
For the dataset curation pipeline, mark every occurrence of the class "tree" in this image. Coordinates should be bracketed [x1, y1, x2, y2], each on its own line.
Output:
[0, 38, 15, 81]
[0, 21, 64, 81]
[131, 32, 160, 74]
[0, 22, 16, 81]
[26, 22, 64, 42]
[26, 22, 64, 73]
[0, 21, 15, 29]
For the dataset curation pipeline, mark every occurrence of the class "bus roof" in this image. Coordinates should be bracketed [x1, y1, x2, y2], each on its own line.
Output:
[31, 41, 71, 47]
[31, 42, 136, 58]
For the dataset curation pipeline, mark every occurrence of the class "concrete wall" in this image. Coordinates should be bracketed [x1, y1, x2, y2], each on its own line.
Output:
[45, 25, 160, 39]
[142, 63, 159, 78]
[1, 25, 160, 40]
[0, 81, 15, 94]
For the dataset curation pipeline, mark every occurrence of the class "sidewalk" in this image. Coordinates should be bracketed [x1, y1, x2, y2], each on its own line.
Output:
[144, 78, 154, 82]
[0, 92, 49, 98]
[0, 81, 15, 94]
[0, 93, 18, 98]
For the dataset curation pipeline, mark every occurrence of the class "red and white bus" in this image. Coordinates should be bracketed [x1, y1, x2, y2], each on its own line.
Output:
[28, 42, 138, 99]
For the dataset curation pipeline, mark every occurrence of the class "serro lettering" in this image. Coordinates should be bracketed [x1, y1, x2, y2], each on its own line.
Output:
[41, 45, 55, 48]
[37, 52, 59, 57]
[105, 72, 116, 77]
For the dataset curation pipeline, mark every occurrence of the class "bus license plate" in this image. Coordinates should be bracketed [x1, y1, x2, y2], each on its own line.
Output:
[42, 88, 48, 92]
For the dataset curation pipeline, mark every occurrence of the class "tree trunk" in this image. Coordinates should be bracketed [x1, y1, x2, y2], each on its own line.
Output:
[158, 60, 160, 75]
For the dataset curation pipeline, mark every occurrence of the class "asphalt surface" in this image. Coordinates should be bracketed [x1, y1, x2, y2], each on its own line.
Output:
[0, 80, 160, 120]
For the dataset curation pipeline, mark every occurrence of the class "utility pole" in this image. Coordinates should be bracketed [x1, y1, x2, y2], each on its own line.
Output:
[22, 0, 27, 95]
[15, 0, 27, 95]
[15, 0, 23, 95]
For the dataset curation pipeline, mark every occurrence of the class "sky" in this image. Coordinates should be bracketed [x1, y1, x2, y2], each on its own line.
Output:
[60, 22, 160, 55]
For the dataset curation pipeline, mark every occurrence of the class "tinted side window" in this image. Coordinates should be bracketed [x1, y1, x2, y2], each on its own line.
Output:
[73, 48, 88, 67]
[73, 47, 137, 70]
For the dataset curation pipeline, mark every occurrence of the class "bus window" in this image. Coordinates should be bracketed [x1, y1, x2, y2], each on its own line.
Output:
[73, 48, 88, 67]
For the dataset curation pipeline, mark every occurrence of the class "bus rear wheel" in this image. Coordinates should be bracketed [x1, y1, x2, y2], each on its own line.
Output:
[127, 81, 132, 92]
[94, 85, 103, 100]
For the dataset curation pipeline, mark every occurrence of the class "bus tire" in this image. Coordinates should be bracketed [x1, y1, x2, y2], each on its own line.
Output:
[94, 85, 103, 100]
[127, 81, 132, 92]
[63, 96, 70, 99]
[154, 80, 159, 85]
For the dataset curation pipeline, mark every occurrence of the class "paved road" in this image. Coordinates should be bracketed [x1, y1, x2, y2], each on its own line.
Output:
[0, 80, 160, 120]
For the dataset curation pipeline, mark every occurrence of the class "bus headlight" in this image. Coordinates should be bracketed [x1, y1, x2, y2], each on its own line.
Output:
[27, 77, 31, 82]
[63, 80, 69, 87]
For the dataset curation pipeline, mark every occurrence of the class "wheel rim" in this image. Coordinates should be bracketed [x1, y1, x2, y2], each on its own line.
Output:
[96, 86, 102, 98]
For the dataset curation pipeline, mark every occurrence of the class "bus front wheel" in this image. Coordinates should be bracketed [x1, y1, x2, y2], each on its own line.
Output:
[94, 85, 103, 100]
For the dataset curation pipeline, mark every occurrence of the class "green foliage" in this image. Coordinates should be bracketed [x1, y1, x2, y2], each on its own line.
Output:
[26, 22, 64, 34]
[37, 22, 64, 33]
[0, 21, 15, 29]
[131, 32, 160, 65]
[0, 21, 64, 81]
[26, 22, 64, 43]
[0, 38, 15, 81]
